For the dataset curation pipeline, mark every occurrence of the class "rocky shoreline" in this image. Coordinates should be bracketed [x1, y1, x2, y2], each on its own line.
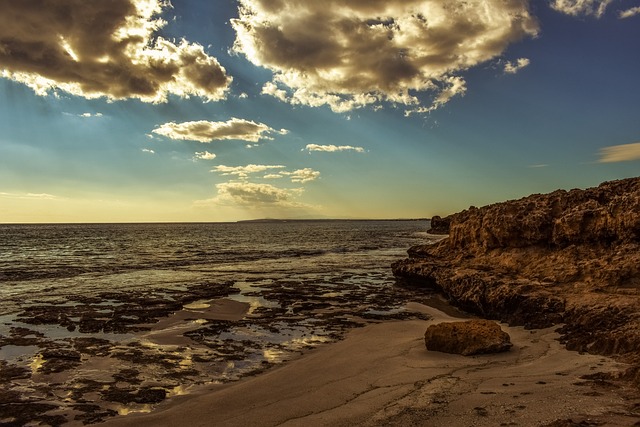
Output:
[0, 268, 433, 426]
[392, 177, 640, 386]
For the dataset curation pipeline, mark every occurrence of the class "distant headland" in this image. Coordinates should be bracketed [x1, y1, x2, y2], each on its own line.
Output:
[236, 218, 429, 223]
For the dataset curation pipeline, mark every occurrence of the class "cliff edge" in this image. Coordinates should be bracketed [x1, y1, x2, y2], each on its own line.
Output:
[392, 177, 640, 382]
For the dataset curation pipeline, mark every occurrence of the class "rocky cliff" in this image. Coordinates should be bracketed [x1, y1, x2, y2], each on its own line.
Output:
[392, 177, 640, 382]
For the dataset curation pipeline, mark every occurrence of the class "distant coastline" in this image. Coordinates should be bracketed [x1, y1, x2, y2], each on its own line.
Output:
[0, 218, 430, 226]
[236, 217, 430, 223]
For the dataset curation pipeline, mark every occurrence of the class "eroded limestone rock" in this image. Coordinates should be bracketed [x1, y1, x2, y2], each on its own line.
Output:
[393, 177, 640, 383]
[424, 319, 512, 356]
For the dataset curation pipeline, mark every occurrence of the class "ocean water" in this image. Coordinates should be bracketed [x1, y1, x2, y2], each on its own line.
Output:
[0, 220, 436, 308]
[0, 220, 441, 424]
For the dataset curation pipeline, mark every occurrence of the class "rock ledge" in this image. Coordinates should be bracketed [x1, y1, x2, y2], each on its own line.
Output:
[393, 177, 640, 383]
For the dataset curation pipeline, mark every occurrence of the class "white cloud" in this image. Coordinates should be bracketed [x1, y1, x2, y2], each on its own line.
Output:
[261, 81, 289, 102]
[153, 118, 286, 143]
[212, 164, 320, 184]
[619, 6, 640, 18]
[194, 151, 217, 160]
[232, 0, 538, 113]
[201, 163, 321, 212]
[141, 148, 155, 154]
[201, 182, 306, 208]
[305, 144, 365, 153]
[80, 112, 103, 118]
[550, 0, 613, 17]
[598, 142, 640, 163]
[0, 0, 231, 102]
[527, 164, 548, 168]
[423, 76, 467, 113]
[212, 164, 286, 178]
[504, 58, 531, 74]
[282, 168, 321, 184]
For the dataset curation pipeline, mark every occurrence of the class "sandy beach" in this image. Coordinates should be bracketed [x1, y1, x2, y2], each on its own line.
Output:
[102, 302, 639, 427]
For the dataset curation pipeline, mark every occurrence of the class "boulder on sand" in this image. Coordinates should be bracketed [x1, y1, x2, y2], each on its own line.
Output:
[424, 319, 512, 356]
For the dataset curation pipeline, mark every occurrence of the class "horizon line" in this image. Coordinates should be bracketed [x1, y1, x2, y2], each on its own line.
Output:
[0, 217, 431, 226]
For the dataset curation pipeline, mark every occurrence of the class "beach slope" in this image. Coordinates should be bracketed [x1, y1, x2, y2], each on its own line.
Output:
[103, 304, 635, 427]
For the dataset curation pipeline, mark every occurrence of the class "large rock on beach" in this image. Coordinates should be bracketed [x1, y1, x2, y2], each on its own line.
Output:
[424, 319, 512, 356]
[392, 177, 640, 384]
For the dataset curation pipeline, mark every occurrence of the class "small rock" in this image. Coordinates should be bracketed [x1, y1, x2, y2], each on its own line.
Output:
[424, 319, 512, 356]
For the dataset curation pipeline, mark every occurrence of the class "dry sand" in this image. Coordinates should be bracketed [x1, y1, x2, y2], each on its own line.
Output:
[102, 303, 639, 427]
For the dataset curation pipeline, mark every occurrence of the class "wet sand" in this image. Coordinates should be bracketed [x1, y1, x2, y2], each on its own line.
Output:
[140, 299, 251, 346]
[102, 303, 639, 427]
[1, 275, 435, 425]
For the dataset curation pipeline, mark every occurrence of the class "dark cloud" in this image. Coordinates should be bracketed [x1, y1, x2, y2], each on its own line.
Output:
[0, 0, 231, 102]
[232, 0, 539, 112]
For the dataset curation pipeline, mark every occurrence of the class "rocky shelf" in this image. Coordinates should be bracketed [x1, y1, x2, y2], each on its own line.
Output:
[392, 177, 640, 385]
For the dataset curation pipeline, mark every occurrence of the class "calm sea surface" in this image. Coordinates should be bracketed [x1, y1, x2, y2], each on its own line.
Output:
[0, 220, 434, 309]
[0, 220, 440, 423]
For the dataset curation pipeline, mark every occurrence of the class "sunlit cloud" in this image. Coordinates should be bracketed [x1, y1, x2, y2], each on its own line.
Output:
[0, 0, 231, 102]
[598, 142, 640, 163]
[153, 118, 287, 143]
[411, 76, 467, 115]
[211, 164, 320, 184]
[619, 6, 640, 18]
[199, 163, 320, 211]
[232, 0, 538, 113]
[282, 168, 321, 184]
[550, 0, 613, 17]
[305, 144, 365, 153]
[141, 148, 155, 154]
[194, 151, 217, 160]
[80, 113, 103, 118]
[197, 182, 307, 208]
[261, 82, 289, 103]
[212, 164, 286, 178]
[504, 58, 531, 74]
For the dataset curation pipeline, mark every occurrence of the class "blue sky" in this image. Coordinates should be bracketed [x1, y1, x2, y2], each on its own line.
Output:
[0, 0, 638, 222]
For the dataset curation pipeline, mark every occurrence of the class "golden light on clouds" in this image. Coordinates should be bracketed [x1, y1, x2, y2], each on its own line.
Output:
[153, 118, 287, 143]
[197, 182, 307, 209]
[194, 151, 217, 160]
[504, 58, 531, 74]
[213, 164, 286, 178]
[619, 6, 640, 18]
[598, 142, 640, 163]
[0, 0, 231, 102]
[550, 0, 613, 17]
[305, 144, 365, 153]
[232, 0, 539, 113]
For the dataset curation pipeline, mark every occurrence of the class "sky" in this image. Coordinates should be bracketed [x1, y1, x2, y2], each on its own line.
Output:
[0, 0, 639, 223]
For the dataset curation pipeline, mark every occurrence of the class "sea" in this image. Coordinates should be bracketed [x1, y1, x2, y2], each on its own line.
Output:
[0, 220, 442, 424]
